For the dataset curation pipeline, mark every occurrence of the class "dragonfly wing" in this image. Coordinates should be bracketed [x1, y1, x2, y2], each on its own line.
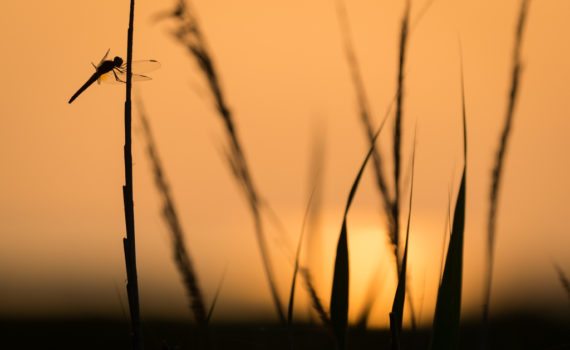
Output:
[132, 74, 152, 82]
[120, 60, 161, 74]
[100, 69, 152, 84]
[97, 49, 111, 67]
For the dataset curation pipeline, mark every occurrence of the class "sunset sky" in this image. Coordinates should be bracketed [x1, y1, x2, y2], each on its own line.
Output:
[1, 0, 569, 329]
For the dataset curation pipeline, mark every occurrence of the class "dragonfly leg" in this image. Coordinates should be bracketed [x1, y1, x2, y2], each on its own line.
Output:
[113, 70, 126, 83]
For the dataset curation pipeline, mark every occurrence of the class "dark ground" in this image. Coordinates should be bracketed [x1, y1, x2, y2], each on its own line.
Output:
[1, 313, 568, 349]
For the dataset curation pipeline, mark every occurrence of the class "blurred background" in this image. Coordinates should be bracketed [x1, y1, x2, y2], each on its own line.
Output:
[0, 0, 569, 331]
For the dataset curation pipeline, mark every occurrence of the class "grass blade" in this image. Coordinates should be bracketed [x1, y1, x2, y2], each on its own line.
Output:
[330, 114, 390, 349]
[206, 265, 228, 324]
[330, 221, 350, 350]
[429, 56, 467, 350]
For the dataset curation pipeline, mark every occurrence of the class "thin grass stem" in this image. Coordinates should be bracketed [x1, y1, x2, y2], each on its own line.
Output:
[122, 0, 143, 348]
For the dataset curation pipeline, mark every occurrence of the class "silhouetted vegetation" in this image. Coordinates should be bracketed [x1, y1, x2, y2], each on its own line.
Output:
[50, 0, 570, 349]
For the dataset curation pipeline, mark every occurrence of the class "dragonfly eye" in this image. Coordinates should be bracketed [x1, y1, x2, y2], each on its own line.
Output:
[114, 56, 123, 67]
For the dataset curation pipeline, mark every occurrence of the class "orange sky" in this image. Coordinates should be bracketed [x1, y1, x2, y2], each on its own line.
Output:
[1, 0, 569, 328]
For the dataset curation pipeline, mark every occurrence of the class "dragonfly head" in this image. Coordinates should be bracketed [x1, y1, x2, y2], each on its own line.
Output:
[113, 56, 123, 67]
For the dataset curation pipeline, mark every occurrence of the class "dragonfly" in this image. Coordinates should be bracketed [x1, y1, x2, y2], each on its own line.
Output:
[69, 49, 160, 104]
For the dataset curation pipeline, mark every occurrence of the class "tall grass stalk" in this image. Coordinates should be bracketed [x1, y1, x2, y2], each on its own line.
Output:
[483, 0, 530, 334]
[137, 100, 208, 328]
[392, 0, 410, 267]
[122, 0, 143, 348]
[390, 141, 416, 350]
[330, 113, 390, 349]
[156, 0, 285, 323]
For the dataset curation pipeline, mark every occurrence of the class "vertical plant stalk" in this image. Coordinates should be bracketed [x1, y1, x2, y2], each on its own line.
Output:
[122, 0, 143, 348]
[390, 142, 416, 350]
[392, 0, 410, 267]
[483, 0, 530, 329]
[157, 0, 285, 323]
[137, 101, 208, 327]
[392, 2, 420, 331]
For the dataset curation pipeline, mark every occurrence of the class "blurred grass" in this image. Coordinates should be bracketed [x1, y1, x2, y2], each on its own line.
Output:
[155, 0, 286, 324]
[138, 100, 208, 325]
[484, 0, 531, 327]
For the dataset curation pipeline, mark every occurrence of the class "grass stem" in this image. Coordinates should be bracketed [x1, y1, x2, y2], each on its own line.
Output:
[122, 0, 143, 348]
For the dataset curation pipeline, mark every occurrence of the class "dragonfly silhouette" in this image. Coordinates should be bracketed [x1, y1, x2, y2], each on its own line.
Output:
[69, 49, 160, 103]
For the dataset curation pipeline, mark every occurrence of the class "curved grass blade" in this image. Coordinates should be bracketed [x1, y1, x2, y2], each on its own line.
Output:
[330, 114, 390, 349]
[429, 54, 467, 350]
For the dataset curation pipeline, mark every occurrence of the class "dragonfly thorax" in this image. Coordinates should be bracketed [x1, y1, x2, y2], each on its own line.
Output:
[113, 56, 123, 67]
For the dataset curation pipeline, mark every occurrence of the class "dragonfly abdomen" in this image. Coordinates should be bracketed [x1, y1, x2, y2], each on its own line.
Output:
[68, 73, 101, 104]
